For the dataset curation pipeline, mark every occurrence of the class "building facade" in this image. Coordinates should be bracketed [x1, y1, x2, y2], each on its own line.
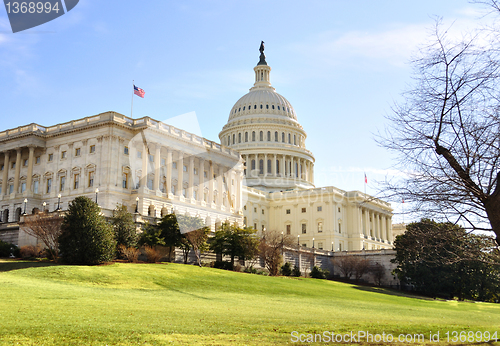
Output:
[0, 46, 393, 251]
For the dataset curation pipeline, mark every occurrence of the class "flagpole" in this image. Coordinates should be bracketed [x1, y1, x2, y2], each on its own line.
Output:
[131, 80, 134, 118]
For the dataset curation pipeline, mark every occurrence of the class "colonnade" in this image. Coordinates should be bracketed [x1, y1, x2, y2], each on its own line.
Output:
[361, 208, 391, 242]
[241, 153, 313, 184]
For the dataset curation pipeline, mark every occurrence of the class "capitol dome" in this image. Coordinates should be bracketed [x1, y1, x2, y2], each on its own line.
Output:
[219, 44, 315, 192]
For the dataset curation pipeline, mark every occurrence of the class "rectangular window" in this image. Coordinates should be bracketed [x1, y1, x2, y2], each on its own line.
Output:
[318, 222, 323, 233]
[23, 159, 28, 166]
[124, 146, 129, 155]
[9, 185, 13, 194]
[75, 148, 81, 156]
[338, 207, 341, 212]
[261, 209, 264, 215]
[339, 223, 342, 233]
[286, 224, 291, 235]
[122, 173, 128, 189]
[74, 174, 79, 189]
[301, 207, 306, 213]
[60, 176, 65, 191]
[301, 223, 307, 234]
[21, 182, 26, 192]
[46, 178, 52, 193]
[48, 153, 53, 162]
[254, 207, 257, 212]
[317, 206, 322, 212]
[33, 180, 39, 194]
[286, 209, 291, 214]
[35, 156, 40, 164]
[254, 223, 257, 230]
[88, 172, 94, 187]
[61, 151, 67, 159]
[90, 145, 96, 154]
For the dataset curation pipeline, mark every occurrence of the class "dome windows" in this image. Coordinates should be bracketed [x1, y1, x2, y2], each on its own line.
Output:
[266, 105, 269, 109]
[259, 131, 264, 141]
[245, 132, 248, 142]
[267, 131, 271, 141]
[260, 104, 263, 109]
[278, 106, 280, 110]
[275, 131, 278, 142]
[243, 106, 245, 111]
[272, 105, 275, 109]
[252, 131, 256, 142]
[254, 105, 257, 109]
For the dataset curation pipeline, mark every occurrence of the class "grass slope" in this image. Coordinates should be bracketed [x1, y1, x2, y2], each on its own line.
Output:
[0, 260, 498, 345]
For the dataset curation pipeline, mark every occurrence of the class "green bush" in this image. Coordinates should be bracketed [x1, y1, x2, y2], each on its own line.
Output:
[281, 262, 292, 276]
[310, 266, 329, 279]
[244, 266, 257, 274]
[213, 261, 234, 271]
[0, 240, 19, 258]
[292, 265, 302, 277]
[58, 196, 116, 265]
[112, 205, 138, 249]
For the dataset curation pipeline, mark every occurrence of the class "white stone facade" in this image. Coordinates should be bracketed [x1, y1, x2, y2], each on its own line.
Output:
[0, 48, 394, 251]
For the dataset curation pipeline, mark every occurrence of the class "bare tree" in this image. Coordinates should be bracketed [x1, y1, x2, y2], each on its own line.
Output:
[370, 262, 385, 286]
[352, 257, 371, 281]
[259, 230, 294, 276]
[184, 227, 210, 267]
[378, 19, 500, 244]
[20, 212, 63, 259]
[332, 255, 356, 279]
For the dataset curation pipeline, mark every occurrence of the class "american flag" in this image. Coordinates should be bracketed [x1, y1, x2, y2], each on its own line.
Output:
[364, 173, 367, 184]
[134, 85, 145, 98]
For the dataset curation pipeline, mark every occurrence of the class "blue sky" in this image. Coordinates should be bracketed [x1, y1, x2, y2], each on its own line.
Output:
[0, 0, 491, 221]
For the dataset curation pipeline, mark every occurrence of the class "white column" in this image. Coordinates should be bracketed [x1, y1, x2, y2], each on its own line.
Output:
[217, 165, 223, 206]
[166, 149, 172, 196]
[264, 153, 268, 177]
[2, 151, 9, 196]
[141, 143, 148, 189]
[13, 148, 21, 194]
[26, 146, 35, 192]
[198, 158, 205, 202]
[236, 172, 242, 211]
[209, 162, 214, 205]
[153, 144, 161, 191]
[177, 152, 184, 197]
[188, 156, 194, 200]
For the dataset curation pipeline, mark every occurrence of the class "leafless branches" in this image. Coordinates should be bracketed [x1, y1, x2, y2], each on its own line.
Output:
[20, 212, 63, 259]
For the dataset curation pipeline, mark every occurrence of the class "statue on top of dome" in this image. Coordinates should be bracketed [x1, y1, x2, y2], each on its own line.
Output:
[258, 41, 267, 66]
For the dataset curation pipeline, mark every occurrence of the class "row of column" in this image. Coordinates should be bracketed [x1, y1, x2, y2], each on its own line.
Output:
[241, 153, 313, 183]
[2, 146, 36, 196]
[362, 208, 391, 242]
[140, 143, 242, 211]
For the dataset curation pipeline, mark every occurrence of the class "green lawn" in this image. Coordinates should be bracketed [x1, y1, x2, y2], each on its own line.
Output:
[0, 259, 498, 345]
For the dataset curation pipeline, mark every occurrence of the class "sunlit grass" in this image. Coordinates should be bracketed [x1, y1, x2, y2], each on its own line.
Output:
[0, 259, 498, 345]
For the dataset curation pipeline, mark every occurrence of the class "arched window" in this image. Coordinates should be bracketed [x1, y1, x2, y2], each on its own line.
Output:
[243, 106, 245, 111]
[288, 133, 291, 144]
[278, 106, 280, 110]
[254, 105, 257, 109]
[232, 134, 235, 145]
[272, 105, 275, 109]
[251, 160, 256, 170]
[259, 131, 263, 141]
[259, 160, 264, 175]
[267, 160, 271, 173]
[295, 163, 299, 177]
[294, 135, 296, 145]
[266, 105, 269, 109]
[228, 136, 230, 146]
[276, 160, 280, 174]
[238, 133, 241, 143]
[260, 104, 263, 109]
[282, 132, 285, 142]
[252, 131, 256, 141]
[267, 131, 271, 141]
[245, 132, 248, 142]
[275, 131, 278, 142]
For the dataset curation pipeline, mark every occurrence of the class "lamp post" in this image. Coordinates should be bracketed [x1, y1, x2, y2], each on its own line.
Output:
[95, 188, 99, 203]
[57, 194, 61, 211]
[312, 237, 315, 249]
[23, 199, 27, 215]
[135, 197, 139, 214]
[331, 241, 334, 251]
[42, 202, 46, 212]
[297, 234, 300, 246]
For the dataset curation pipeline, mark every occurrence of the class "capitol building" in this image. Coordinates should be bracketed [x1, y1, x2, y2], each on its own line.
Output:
[0, 47, 394, 252]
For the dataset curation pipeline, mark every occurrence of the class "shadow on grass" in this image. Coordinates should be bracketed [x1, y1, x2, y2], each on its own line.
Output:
[351, 284, 440, 301]
[0, 259, 59, 272]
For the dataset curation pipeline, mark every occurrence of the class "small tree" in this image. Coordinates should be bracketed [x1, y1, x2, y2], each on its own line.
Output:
[158, 213, 183, 261]
[281, 262, 292, 276]
[20, 212, 63, 259]
[111, 205, 138, 249]
[184, 227, 210, 267]
[332, 255, 356, 279]
[138, 223, 165, 248]
[292, 265, 301, 277]
[58, 196, 116, 265]
[352, 258, 371, 281]
[259, 230, 294, 276]
[210, 223, 259, 267]
[370, 262, 385, 286]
